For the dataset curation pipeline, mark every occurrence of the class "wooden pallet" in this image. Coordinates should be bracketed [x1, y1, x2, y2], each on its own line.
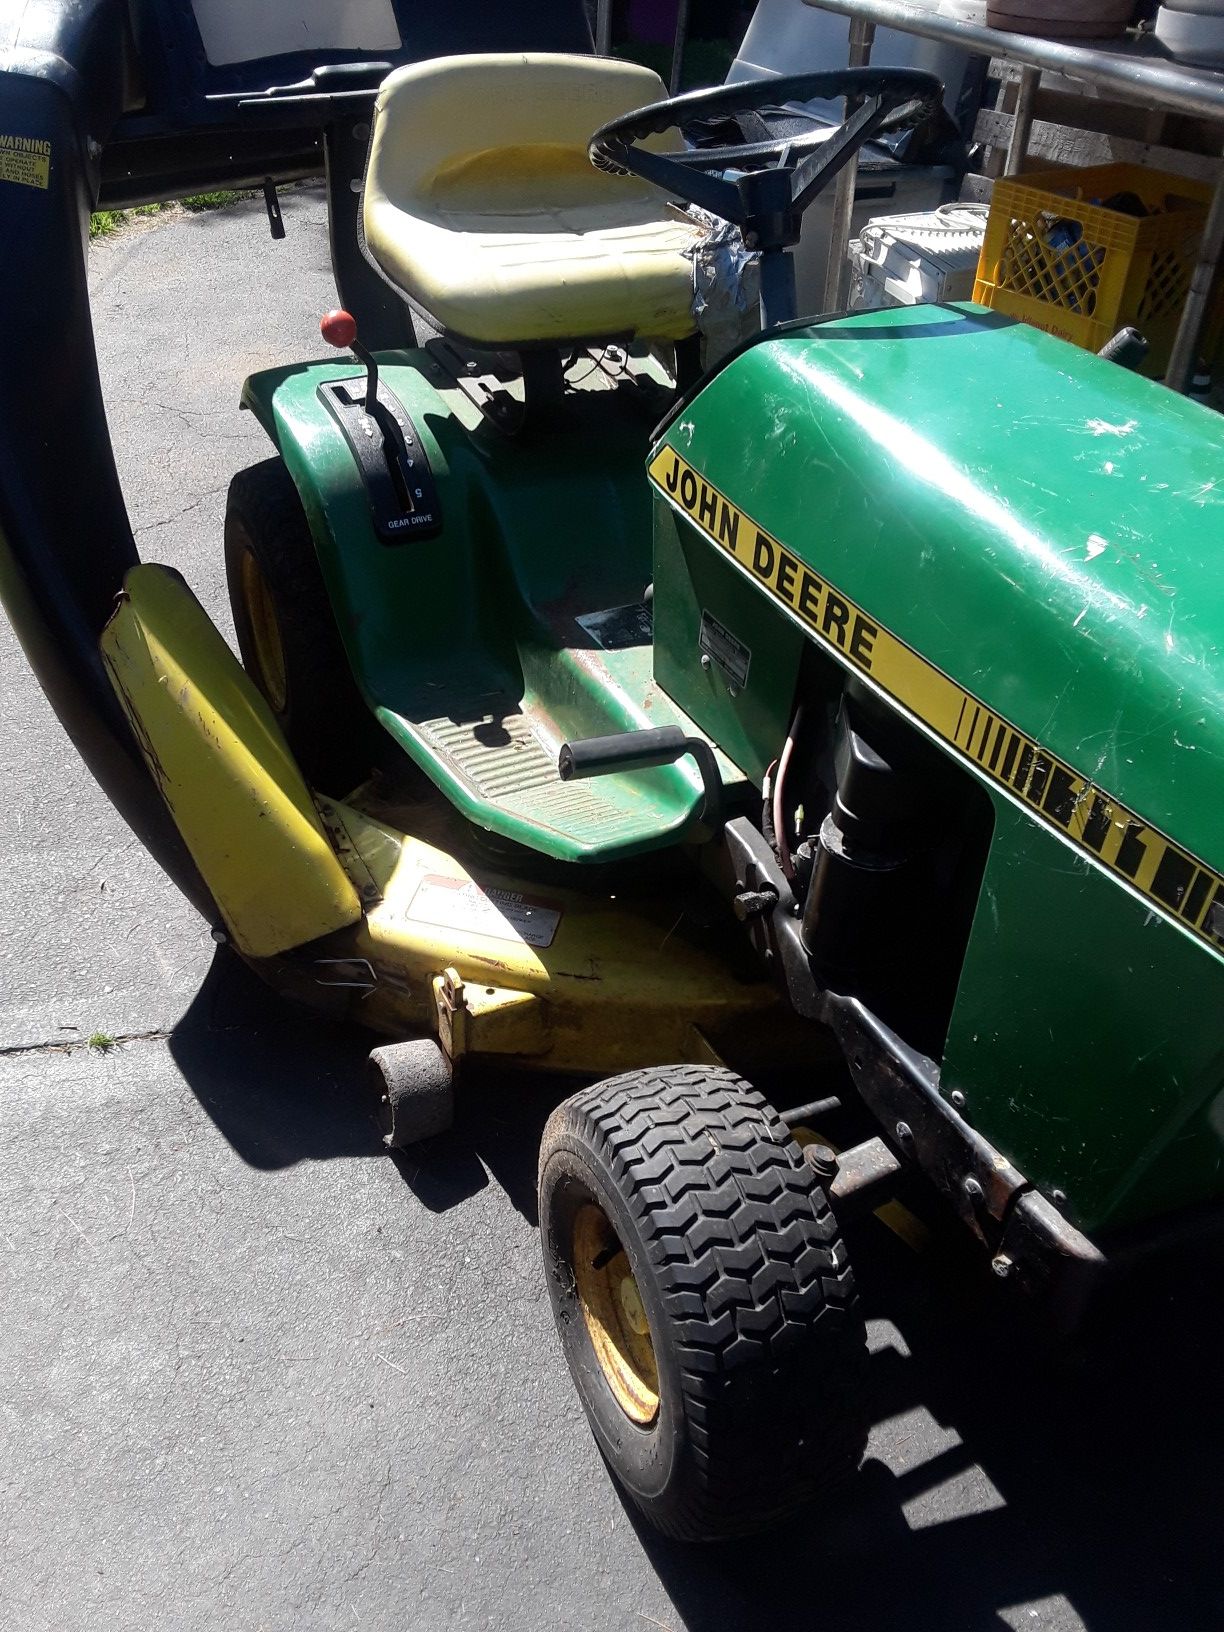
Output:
[962, 60, 1223, 201]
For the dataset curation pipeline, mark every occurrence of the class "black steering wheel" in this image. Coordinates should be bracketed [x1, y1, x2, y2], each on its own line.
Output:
[589, 69, 943, 239]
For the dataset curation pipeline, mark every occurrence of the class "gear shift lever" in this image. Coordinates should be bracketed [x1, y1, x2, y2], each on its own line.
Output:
[320, 308, 379, 415]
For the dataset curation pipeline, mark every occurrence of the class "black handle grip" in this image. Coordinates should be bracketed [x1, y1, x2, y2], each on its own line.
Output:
[558, 726, 687, 781]
[558, 727, 725, 834]
[1098, 327, 1149, 370]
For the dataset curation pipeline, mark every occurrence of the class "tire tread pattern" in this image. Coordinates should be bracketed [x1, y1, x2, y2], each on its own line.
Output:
[540, 1065, 868, 1540]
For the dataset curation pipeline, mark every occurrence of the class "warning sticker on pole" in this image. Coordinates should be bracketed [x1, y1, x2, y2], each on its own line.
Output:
[649, 441, 1224, 962]
[0, 135, 51, 190]
[405, 874, 562, 949]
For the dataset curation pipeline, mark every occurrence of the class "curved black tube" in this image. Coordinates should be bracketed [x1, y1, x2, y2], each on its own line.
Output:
[0, 8, 214, 913]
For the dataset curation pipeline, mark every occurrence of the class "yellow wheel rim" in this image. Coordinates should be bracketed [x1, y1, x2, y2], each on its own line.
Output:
[238, 546, 288, 714]
[572, 1203, 659, 1426]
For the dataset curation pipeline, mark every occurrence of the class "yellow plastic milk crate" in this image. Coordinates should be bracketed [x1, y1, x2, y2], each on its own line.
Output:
[973, 162, 1212, 375]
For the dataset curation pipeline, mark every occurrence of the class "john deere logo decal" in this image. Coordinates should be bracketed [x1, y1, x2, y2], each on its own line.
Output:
[649, 443, 1224, 960]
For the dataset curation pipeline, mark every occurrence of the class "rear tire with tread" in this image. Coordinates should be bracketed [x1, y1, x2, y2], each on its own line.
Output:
[224, 456, 382, 794]
[538, 1065, 869, 1540]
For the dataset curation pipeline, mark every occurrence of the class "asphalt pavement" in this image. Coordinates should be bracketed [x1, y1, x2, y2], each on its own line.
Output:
[2, 187, 1222, 1632]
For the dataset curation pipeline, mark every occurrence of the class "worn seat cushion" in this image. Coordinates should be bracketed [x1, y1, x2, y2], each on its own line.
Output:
[362, 53, 704, 345]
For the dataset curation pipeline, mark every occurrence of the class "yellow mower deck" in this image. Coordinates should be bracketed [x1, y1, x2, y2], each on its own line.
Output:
[102, 565, 811, 1079]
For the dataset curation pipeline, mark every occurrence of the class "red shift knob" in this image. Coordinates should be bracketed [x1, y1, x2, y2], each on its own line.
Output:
[320, 309, 358, 348]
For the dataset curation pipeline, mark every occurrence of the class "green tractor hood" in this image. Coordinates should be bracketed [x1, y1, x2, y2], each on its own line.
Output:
[650, 303, 1224, 1235]
[652, 302, 1224, 962]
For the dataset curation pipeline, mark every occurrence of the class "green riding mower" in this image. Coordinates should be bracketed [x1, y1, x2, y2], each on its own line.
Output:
[4, 2, 1224, 1543]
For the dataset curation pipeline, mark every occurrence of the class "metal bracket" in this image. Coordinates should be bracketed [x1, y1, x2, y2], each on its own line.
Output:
[433, 966, 467, 1061]
[312, 956, 377, 994]
[314, 799, 382, 905]
[828, 1136, 903, 1215]
[721, 815, 1104, 1314]
[262, 177, 285, 240]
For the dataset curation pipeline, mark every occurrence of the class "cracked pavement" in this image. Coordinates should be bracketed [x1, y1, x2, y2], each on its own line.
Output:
[2, 187, 1222, 1632]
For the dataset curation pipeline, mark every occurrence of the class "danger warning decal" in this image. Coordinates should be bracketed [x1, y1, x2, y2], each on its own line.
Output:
[0, 133, 51, 190]
[649, 443, 1224, 959]
[406, 874, 561, 949]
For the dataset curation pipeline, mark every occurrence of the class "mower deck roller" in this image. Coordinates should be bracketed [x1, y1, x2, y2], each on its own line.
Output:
[370, 1038, 454, 1148]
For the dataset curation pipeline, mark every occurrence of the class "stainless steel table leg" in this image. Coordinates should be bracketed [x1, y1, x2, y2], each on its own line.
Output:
[1004, 65, 1039, 176]
[1165, 151, 1224, 394]
[823, 17, 875, 313]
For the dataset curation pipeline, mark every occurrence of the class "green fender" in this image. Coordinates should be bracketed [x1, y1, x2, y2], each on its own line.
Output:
[238, 351, 720, 863]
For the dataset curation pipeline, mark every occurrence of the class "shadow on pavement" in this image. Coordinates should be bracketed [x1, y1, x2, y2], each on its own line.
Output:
[167, 946, 379, 1168]
[167, 946, 560, 1204]
[170, 947, 1224, 1632]
[633, 1227, 1224, 1632]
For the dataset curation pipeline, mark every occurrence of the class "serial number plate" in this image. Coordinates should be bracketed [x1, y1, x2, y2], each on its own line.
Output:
[699, 609, 751, 688]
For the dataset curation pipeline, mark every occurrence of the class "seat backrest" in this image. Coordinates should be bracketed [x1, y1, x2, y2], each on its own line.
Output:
[365, 52, 670, 223]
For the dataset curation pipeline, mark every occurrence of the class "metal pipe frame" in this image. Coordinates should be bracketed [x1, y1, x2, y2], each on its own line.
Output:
[802, 0, 1224, 389]
[823, 18, 877, 312]
[1166, 152, 1224, 391]
[670, 0, 692, 94]
[802, 0, 1224, 121]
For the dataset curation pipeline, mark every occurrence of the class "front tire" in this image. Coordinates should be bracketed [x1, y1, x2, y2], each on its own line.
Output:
[538, 1065, 869, 1540]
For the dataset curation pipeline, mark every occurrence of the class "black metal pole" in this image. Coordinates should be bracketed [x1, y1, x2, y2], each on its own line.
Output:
[670, 0, 692, 95]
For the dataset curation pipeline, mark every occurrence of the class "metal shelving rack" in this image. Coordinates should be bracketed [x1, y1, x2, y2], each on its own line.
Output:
[802, 0, 1224, 391]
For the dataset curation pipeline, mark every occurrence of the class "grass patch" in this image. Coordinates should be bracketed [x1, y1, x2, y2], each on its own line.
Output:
[89, 189, 253, 240]
[87, 1032, 117, 1053]
[181, 189, 252, 211]
[90, 204, 161, 239]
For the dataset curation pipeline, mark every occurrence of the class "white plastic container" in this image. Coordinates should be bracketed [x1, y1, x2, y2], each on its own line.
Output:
[727, 0, 974, 121]
[849, 204, 988, 310]
[796, 156, 954, 314]
[190, 0, 400, 65]
[725, 0, 966, 315]
[1154, 5, 1224, 62]
[987, 0, 1136, 37]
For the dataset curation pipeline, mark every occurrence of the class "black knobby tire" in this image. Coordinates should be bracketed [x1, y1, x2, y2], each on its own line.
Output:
[224, 456, 382, 794]
[538, 1065, 869, 1541]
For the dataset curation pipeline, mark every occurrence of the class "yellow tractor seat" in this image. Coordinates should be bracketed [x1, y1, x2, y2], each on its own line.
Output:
[362, 53, 706, 347]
